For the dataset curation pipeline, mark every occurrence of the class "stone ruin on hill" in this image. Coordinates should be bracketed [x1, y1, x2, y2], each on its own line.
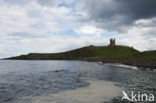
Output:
[109, 38, 115, 47]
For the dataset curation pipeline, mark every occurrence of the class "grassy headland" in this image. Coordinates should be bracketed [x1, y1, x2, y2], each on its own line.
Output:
[5, 45, 156, 69]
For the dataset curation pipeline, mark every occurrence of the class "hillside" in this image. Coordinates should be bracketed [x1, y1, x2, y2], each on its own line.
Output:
[5, 45, 156, 69]
[6, 45, 140, 60]
[129, 50, 156, 59]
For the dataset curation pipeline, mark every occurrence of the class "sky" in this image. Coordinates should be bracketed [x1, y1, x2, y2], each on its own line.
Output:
[0, 0, 156, 58]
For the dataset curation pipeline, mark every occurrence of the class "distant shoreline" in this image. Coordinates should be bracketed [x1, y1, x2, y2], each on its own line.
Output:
[81, 58, 156, 70]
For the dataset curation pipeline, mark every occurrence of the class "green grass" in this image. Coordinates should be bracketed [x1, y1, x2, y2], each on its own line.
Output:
[7, 45, 143, 60]
[90, 45, 139, 58]
[129, 50, 156, 59]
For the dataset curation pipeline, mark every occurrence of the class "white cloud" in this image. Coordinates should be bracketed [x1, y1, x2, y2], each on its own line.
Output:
[0, 34, 109, 58]
[74, 25, 104, 35]
[123, 18, 156, 36]
[0, 0, 76, 36]
[116, 34, 156, 51]
[0, 0, 81, 58]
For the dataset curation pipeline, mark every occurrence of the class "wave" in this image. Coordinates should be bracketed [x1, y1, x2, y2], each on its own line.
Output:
[104, 63, 138, 70]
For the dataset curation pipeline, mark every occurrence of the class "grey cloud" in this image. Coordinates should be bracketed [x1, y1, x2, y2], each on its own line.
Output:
[36, 0, 61, 6]
[135, 18, 156, 27]
[2, 0, 61, 7]
[80, 0, 156, 32]
[2, 0, 29, 5]
[8, 32, 47, 39]
[117, 0, 156, 20]
[8, 32, 35, 38]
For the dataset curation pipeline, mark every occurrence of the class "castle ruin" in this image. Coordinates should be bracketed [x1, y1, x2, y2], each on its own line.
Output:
[109, 38, 115, 47]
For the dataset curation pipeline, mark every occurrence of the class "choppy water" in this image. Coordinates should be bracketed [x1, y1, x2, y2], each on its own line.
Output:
[0, 60, 156, 103]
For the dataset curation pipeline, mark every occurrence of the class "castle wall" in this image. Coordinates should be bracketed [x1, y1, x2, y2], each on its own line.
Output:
[109, 38, 115, 47]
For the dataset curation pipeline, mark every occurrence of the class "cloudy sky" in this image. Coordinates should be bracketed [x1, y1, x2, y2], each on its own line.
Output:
[0, 0, 156, 58]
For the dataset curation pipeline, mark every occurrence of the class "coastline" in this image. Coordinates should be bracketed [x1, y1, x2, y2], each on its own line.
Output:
[81, 57, 156, 70]
[3, 45, 156, 70]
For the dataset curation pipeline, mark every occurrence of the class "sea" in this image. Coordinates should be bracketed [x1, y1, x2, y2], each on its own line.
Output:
[0, 60, 155, 103]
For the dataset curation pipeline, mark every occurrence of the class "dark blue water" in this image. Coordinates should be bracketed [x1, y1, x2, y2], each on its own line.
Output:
[0, 60, 156, 103]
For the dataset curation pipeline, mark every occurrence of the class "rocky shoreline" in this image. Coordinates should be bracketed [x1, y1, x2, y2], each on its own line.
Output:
[81, 57, 156, 70]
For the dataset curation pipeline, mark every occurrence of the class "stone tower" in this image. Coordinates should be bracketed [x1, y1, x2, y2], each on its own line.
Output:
[109, 38, 115, 47]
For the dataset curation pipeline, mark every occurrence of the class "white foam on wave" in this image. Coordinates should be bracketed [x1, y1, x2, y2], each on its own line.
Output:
[105, 63, 138, 70]
[22, 81, 123, 103]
